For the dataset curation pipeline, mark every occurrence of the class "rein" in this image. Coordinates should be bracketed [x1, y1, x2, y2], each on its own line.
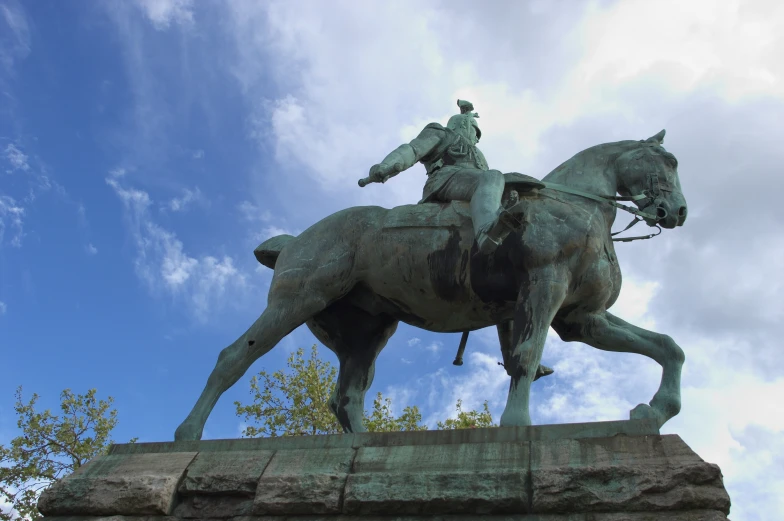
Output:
[540, 181, 663, 243]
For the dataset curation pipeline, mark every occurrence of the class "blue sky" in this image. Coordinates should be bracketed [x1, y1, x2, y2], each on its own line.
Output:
[2, 1, 784, 520]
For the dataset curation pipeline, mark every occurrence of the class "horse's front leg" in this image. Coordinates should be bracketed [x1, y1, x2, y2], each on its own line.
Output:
[497, 320, 555, 381]
[500, 273, 567, 427]
[552, 310, 685, 428]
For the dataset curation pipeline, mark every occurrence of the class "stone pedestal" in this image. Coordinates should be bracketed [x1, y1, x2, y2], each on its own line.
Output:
[38, 419, 731, 520]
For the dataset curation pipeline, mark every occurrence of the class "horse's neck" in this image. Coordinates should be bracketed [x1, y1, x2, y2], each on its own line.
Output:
[542, 146, 624, 197]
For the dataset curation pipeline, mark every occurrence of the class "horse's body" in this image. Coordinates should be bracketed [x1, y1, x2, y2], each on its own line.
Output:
[175, 131, 688, 441]
[288, 193, 618, 333]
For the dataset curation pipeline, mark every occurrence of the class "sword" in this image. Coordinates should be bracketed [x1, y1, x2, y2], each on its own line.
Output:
[452, 331, 470, 366]
[358, 173, 391, 187]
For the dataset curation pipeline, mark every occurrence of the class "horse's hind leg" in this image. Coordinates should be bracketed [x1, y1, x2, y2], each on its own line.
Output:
[307, 303, 398, 433]
[551, 310, 684, 428]
[174, 294, 330, 441]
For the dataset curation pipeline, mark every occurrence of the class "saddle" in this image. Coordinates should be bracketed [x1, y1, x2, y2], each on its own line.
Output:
[383, 172, 544, 230]
[502, 172, 546, 192]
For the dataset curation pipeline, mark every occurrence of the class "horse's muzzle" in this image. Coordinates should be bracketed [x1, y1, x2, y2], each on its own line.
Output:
[656, 203, 687, 229]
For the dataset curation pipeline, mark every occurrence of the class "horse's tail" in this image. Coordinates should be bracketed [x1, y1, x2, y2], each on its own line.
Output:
[254, 234, 295, 269]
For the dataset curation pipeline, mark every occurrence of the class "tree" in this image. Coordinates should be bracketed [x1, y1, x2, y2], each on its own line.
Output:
[0, 387, 133, 521]
[235, 345, 428, 436]
[364, 393, 427, 432]
[235, 344, 495, 437]
[235, 345, 344, 437]
[436, 399, 495, 429]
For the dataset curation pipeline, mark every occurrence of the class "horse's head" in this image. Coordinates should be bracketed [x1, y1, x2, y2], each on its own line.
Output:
[616, 130, 687, 229]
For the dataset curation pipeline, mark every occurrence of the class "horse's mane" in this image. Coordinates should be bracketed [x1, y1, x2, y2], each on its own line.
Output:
[542, 139, 677, 183]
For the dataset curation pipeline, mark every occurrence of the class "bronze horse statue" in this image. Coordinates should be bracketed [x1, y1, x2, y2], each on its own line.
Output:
[174, 130, 688, 441]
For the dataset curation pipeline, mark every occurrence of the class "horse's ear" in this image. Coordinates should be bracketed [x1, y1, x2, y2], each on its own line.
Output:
[646, 129, 666, 144]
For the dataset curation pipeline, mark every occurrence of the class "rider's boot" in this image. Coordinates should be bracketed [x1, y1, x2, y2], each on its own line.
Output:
[476, 195, 525, 254]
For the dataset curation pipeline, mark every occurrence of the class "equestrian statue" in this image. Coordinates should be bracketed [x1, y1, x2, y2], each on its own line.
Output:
[174, 100, 689, 441]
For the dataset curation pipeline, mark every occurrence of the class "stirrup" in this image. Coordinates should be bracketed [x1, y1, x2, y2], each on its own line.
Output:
[476, 209, 524, 254]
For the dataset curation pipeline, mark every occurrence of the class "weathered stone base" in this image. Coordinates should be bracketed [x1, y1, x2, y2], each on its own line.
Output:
[38, 420, 731, 520]
[40, 514, 729, 521]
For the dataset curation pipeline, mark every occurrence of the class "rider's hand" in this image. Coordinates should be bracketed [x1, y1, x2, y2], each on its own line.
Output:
[368, 163, 396, 183]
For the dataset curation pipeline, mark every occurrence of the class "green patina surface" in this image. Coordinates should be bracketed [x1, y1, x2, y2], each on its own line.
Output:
[173, 100, 690, 444]
[39, 429, 730, 519]
[115, 419, 658, 455]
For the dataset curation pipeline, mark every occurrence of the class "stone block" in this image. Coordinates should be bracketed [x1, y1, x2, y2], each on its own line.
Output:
[172, 495, 254, 518]
[37, 452, 197, 516]
[344, 441, 529, 515]
[530, 434, 731, 515]
[252, 447, 356, 515]
[178, 449, 275, 496]
[40, 513, 729, 521]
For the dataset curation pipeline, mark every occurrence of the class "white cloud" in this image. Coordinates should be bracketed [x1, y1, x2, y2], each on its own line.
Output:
[106, 173, 249, 321]
[0, 194, 24, 247]
[3, 143, 29, 172]
[535, 337, 656, 425]
[108, 167, 126, 178]
[608, 277, 660, 330]
[0, 142, 81, 247]
[472, 327, 503, 350]
[237, 200, 271, 223]
[259, 225, 291, 239]
[422, 351, 510, 428]
[0, 301, 6, 314]
[380, 383, 421, 419]
[134, 0, 194, 30]
[576, 0, 784, 102]
[407, 337, 421, 347]
[666, 362, 784, 521]
[423, 341, 442, 354]
[248, 225, 296, 247]
[237, 201, 294, 254]
[0, 0, 31, 74]
[165, 187, 203, 212]
[85, 243, 98, 255]
[192, 149, 204, 159]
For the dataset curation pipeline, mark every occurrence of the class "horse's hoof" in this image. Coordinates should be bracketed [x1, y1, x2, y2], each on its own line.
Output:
[174, 422, 203, 441]
[629, 403, 664, 427]
[534, 364, 554, 381]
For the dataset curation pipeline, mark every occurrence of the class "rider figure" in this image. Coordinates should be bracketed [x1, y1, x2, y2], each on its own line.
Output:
[362, 100, 531, 254]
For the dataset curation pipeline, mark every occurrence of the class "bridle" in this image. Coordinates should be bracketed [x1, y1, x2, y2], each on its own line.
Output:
[541, 168, 677, 243]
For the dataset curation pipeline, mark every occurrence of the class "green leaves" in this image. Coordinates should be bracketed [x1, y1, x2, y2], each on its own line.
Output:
[364, 393, 427, 432]
[436, 399, 495, 430]
[0, 387, 129, 521]
[235, 344, 496, 437]
[235, 345, 342, 437]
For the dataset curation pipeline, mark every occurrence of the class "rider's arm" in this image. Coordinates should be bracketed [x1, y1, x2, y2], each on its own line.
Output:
[374, 126, 445, 179]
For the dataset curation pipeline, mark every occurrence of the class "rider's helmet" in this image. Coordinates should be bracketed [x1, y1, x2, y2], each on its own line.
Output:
[446, 99, 481, 144]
